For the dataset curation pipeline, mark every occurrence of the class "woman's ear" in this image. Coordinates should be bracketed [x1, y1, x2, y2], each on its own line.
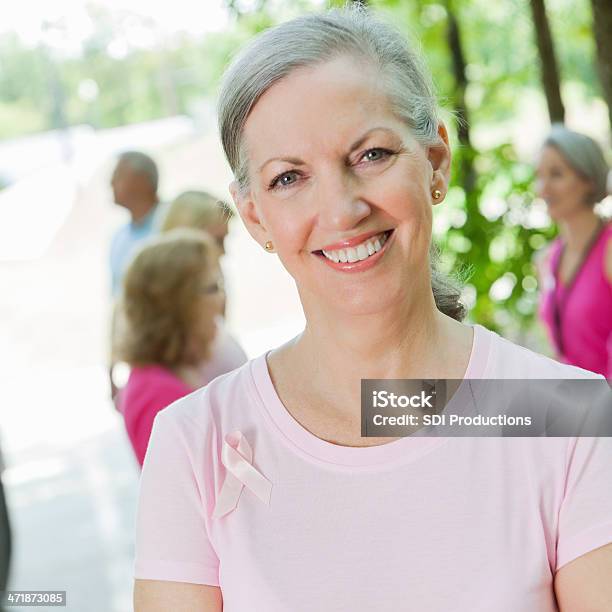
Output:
[229, 180, 269, 246]
[427, 122, 452, 195]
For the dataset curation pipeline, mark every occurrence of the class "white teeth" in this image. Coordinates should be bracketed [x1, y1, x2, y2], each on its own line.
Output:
[356, 244, 369, 260]
[322, 249, 340, 263]
[320, 231, 390, 263]
[346, 247, 359, 263]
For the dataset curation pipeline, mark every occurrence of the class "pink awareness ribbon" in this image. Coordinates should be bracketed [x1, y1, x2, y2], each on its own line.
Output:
[212, 431, 272, 519]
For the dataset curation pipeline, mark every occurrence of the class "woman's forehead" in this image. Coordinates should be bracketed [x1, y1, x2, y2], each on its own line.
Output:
[242, 57, 407, 159]
[538, 145, 574, 171]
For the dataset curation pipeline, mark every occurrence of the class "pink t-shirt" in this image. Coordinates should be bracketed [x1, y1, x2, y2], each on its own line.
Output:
[134, 325, 612, 611]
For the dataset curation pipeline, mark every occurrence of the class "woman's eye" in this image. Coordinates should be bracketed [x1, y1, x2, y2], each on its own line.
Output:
[269, 171, 300, 190]
[359, 148, 393, 163]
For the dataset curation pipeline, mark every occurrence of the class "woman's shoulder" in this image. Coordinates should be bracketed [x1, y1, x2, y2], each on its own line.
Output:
[477, 325, 603, 380]
[154, 356, 262, 435]
[125, 364, 191, 395]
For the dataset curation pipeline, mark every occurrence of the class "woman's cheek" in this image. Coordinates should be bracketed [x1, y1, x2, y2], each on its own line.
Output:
[379, 185, 427, 224]
[271, 207, 313, 253]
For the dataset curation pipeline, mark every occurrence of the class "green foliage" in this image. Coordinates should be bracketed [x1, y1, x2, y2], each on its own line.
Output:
[435, 142, 556, 332]
[0, 0, 598, 137]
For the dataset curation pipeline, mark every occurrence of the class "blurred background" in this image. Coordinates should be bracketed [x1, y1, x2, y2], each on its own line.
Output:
[0, 0, 610, 609]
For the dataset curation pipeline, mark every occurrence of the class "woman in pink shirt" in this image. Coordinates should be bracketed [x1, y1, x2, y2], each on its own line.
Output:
[536, 125, 612, 377]
[118, 229, 246, 466]
[134, 8, 612, 611]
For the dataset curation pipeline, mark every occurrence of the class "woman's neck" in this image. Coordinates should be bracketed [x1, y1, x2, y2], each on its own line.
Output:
[172, 361, 203, 389]
[271, 289, 472, 423]
[302, 298, 441, 376]
[558, 207, 601, 253]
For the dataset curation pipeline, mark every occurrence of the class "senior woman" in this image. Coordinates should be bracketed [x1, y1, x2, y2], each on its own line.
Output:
[134, 8, 612, 611]
[535, 125, 612, 377]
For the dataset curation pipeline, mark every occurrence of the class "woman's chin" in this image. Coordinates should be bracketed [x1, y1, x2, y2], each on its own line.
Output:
[320, 286, 403, 318]
[546, 202, 581, 223]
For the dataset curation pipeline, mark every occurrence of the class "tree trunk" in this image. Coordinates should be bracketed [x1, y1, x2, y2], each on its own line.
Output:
[591, 0, 612, 131]
[529, 0, 565, 123]
[445, 4, 476, 192]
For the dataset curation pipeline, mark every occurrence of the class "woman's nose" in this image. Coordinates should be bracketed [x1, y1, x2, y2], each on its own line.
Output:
[316, 171, 371, 231]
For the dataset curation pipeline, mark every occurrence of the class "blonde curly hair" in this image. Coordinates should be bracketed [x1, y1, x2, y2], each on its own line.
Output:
[117, 228, 221, 368]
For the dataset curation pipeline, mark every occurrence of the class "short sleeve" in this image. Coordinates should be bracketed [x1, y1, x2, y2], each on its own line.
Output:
[555, 437, 612, 571]
[134, 409, 220, 586]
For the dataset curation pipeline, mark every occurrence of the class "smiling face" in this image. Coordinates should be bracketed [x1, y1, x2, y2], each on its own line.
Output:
[232, 55, 450, 316]
[535, 145, 595, 221]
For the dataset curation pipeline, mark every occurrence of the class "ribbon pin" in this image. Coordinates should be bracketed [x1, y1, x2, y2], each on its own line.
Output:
[212, 431, 273, 519]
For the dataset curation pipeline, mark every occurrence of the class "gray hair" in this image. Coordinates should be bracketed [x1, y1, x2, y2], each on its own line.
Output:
[217, 6, 465, 321]
[544, 124, 610, 205]
[118, 151, 159, 193]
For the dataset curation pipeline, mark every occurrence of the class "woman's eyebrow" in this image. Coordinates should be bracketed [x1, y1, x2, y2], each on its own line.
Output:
[258, 156, 306, 174]
[257, 126, 400, 173]
[348, 126, 400, 153]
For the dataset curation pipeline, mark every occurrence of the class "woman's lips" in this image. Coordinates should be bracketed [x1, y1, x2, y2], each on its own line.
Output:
[319, 229, 386, 251]
[313, 229, 394, 272]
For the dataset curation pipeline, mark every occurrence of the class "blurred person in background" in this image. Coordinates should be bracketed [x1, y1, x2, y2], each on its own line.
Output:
[536, 125, 612, 377]
[159, 190, 247, 379]
[160, 190, 233, 315]
[161, 190, 232, 255]
[116, 229, 243, 467]
[109, 151, 161, 297]
[108, 151, 161, 402]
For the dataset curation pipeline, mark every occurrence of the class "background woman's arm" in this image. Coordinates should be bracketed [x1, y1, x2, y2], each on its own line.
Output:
[134, 579, 222, 612]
